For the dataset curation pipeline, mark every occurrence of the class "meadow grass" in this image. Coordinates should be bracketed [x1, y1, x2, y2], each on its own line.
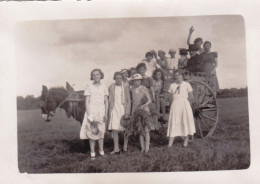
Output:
[17, 97, 250, 173]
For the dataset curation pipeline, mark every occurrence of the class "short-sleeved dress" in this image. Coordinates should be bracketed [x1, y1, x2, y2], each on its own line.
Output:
[108, 85, 125, 131]
[199, 52, 219, 92]
[142, 59, 157, 77]
[131, 85, 153, 132]
[80, 82, 108, 140]
[167, 81, 196, 137]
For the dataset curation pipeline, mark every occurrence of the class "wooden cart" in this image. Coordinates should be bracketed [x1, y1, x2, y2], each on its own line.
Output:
[163, 69, 219, 138]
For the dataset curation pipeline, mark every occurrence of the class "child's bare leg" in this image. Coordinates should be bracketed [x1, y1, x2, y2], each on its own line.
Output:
[155, 92, 160, 116]
[153, 115, 160, 131]
[160, 98, 166, 118]
[145, 131, 150, 152]
[183, 136, 189, 147]
[168, 137, 175, 147]
[123, 134, 129, 151]
[98, 138, 104, 152]
[139, 135, 145, 152]
[89, 139, 96, 157]
[112, 130, 120, 152]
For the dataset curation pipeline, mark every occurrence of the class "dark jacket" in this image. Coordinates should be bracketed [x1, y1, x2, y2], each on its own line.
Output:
[186, 54, 202, 72]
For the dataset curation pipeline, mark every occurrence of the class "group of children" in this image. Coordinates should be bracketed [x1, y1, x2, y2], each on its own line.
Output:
[79, 26, 218, 160]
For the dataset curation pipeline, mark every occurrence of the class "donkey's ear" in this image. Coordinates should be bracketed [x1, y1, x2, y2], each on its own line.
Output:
[41, 85, 48, 99]
[66, 82, 75, 94]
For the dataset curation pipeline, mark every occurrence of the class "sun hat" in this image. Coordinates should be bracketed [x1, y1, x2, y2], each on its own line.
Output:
[90, 121, 100, 135]
[120, 115, 131, 127]
[131, 73, 143, 81]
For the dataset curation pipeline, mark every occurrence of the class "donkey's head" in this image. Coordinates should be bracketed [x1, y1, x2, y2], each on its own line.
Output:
[40, 85, 68, 122]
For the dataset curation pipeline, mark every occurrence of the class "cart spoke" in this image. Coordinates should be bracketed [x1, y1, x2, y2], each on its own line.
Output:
[190, 80, 219, 138]
[202, 108, 217, 112]
[200, 96, 213, 107]
[199, 88, 207, 104]
[201, 112, 216, 122]
[196, 118, 203, 138]
[198, 116, 210, 131]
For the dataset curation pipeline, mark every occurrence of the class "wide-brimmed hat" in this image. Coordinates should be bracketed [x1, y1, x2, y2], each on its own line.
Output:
[90, 121, 100, 135]
[131, 73, 143, 81]
[120, 116, 131, 127]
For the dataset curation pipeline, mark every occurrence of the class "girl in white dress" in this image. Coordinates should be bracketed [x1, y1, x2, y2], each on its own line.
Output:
[80, 69, 109, 160]
[167, 70, 196, 147]
[108, 72, 131, 154]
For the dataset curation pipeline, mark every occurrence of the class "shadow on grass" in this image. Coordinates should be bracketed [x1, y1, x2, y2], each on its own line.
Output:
[61, 139, 89, 154]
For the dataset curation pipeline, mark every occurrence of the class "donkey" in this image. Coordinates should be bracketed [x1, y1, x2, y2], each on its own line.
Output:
[40, 82, 86, 124]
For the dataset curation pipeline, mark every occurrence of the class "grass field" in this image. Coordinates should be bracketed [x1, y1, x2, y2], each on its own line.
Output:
[17, 97, 250, 173]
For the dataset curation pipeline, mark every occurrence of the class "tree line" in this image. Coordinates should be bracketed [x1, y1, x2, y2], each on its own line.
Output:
[17, 87, 248, 110]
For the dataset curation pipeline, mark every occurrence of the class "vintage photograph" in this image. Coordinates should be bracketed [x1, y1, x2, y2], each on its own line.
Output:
[16, 15, 249, 173]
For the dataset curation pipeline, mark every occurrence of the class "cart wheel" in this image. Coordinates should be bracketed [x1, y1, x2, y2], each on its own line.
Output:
[189, 81, 219, 138]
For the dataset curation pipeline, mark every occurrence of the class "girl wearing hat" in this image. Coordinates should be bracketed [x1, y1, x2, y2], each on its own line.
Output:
[167, 70, 196, 147]
[127, 73, 153, 153]
[80, 69, 109, 160]
[136, 63, 159, 130]
[108, 72, 131, 154]
[187, 26, 204, 54]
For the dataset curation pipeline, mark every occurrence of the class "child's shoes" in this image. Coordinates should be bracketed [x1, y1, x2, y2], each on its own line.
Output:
[90, 152, 96, 160]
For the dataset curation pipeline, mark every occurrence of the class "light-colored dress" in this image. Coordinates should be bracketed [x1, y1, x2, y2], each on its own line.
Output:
[166, 57, 178, 71]
[167, 81, 196, 137]
[123, 80, 130, 89]
[108, 85, 125, 131]
[142, 59, 158, 77]
[80, 82, 108, 140]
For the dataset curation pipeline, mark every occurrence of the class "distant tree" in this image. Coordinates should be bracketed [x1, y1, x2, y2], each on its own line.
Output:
[217, 87, 247, 98]
[17, 95, 41, 110]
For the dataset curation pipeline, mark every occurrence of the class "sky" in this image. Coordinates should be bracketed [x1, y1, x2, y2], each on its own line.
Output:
[15, 15, 247, 97]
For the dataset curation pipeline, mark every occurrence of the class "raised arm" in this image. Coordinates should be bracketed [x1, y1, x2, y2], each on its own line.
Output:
[187, 26, 195, 45]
